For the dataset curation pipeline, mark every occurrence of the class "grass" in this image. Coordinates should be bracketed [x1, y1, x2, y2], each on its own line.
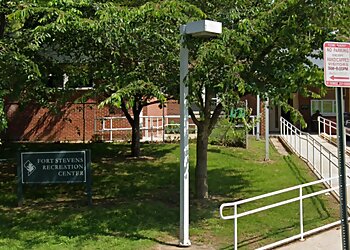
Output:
[0, 138, 340, 249]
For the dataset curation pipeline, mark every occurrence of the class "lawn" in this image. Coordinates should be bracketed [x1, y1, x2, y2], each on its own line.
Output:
[0, 138, 340, 249]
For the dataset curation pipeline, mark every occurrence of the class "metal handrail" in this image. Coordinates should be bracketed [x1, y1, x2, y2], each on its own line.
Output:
[219, 177, 345, 250]
[219, 117, 350, 249]
[94, 114, 258, 142]
[97, 115, 197, 142]
[317, 116, 350, 143]
[280, 117, 350, 182]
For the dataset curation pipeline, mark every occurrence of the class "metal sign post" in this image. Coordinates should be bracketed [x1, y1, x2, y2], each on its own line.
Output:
[324, 41, 350, 250]
[336, 88, 349, 250]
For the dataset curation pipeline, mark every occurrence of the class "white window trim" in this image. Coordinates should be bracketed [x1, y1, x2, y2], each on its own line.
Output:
[60, 73, 95, 90]
[311, 99, 344, 117]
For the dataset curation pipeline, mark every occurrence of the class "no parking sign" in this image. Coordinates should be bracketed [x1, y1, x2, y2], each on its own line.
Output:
[323, 42, 350, 87]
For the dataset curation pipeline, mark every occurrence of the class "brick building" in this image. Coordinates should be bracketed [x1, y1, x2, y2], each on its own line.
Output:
[3, 88, 348, 142]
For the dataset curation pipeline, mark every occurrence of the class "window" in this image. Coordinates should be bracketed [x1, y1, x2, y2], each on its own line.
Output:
[311, 99, 343, 116]
[64, 76, 95, 90]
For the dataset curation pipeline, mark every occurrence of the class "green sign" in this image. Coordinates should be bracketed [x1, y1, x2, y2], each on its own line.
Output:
[17, 150, 92, 206]
[20, 151, 89, 184]
[230, 108, 246, 119]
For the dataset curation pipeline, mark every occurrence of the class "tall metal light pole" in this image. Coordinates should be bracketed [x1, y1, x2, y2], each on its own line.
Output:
[264, 97, 269, 161]
[179, 20, 222, 247]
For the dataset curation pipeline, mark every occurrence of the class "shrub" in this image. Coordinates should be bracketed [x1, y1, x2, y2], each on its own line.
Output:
[165, 121, 180, 134]
[209, 118, 246, 147]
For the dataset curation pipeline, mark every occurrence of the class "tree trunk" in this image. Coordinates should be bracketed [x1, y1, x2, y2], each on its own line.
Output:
[0, 13, 5, 39]
[195, 123, 210, 199]
[190, 102, 223, 200]
[131, 109, 141, 157]
[121, 99, 142, 157]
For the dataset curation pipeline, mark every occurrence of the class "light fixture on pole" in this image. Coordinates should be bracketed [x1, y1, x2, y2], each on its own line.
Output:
[179, 19, 222, 247]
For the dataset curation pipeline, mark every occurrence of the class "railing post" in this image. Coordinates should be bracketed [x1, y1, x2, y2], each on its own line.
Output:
[234, 204, 238, 250]
[145, 118, 149, 139]
[253, 116, 255, 136]
[320, 146, 323, 177]
[294, 127, 297, 150]
[307, 134, 309, 163]
[318, 116, 321, 136]
[312, 139, 315, 169]
[280, 118, 283, 137]
[151, 117, 154, 142]
[329, 153, 332, 186]
[299, 130, 301, 155]
[329, 120, 332, 138]
[110, 118, 113, 142]
[299, 187, 304, 241]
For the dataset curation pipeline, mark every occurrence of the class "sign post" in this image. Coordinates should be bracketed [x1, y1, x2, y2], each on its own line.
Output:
[324, 41, 350, 250]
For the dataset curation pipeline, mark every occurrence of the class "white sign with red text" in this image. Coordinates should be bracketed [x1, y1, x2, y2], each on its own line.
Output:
[324, 42, 350, 87]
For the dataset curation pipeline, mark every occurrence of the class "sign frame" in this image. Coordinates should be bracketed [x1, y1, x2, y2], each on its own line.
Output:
[323, 41, 350, 87]
[17, 150, 92, 206]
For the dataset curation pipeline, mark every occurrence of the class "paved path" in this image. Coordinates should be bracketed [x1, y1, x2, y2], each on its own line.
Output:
[277, 226, 342, 250]
[271, 137, 289, 156]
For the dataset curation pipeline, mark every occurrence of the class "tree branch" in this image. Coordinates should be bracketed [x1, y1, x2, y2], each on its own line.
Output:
[121, 100, 134, 125]
[208, 103, 223, 133]
[189, 107, 200, 127]
[204, 87, 213, 121]
[132, 97, 143, 117]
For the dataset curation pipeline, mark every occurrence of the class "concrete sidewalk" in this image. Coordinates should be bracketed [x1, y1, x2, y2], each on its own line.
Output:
[277, 226, 342, 250]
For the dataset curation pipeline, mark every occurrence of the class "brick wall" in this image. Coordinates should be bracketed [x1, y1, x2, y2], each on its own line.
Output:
[4, 98, 181, 142]
[2, 94, 279, 142]
[4, 99, 137, 142]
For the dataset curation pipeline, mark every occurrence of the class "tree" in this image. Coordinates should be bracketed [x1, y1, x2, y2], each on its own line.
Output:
[0, 0, 204, 157]
[185, 0, 349, 199]
[96, 1, 204, 157]
[0, 0, 96, 133]
[0, 1, 43, 132]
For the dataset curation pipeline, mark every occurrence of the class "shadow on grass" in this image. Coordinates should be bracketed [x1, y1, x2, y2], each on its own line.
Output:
[284, 155, 331, 218]
[0, 142, 249, 248]
[219, 223, 299, 250]
[207, 168, 251, 198]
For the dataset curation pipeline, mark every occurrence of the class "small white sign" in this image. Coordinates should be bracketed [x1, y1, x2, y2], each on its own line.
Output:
[324, 42, 350, 87]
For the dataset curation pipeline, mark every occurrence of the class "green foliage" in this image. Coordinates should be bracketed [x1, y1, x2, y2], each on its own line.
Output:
[0, 0, 96, 131]
[186, 0, 349, 124]
[164, 121, 180, 134]
[209, 118, 246, 147]
[164, 121, 196, 134]
[94, 1, 205, 109]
